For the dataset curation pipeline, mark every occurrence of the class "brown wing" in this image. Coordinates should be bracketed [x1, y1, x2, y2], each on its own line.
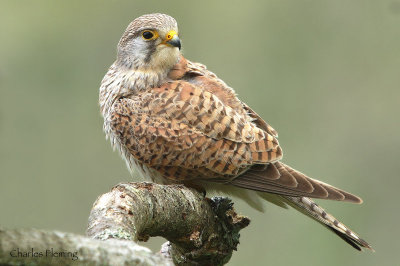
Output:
[179, 57, 361, 203]
[231, 162, 362, 203]
[241, 102, 279, 138]
[109, 78, 281, 181]
[109, 56, 361, 203]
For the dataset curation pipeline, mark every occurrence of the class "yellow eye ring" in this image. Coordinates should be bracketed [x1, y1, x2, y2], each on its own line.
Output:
[141, 30, 158, 40]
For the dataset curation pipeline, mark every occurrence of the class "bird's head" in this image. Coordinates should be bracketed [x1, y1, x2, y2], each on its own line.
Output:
[116, 13, 181, 72]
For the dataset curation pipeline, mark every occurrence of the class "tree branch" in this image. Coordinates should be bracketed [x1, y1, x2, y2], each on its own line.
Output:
[0, 182, 249, 265]
[0, 228, 171, 265]
[87, 182, 250, 265]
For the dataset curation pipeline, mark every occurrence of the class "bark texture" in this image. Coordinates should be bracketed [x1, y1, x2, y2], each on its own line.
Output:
[87, 182, 250, 265]
[0, 182, 249, 265]
[0, 228, 170, 265]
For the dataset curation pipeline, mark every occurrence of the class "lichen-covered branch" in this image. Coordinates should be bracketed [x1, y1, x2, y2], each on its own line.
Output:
[0, 182, 249, 266]
[87, 182, 250, 265]
[0, 228, 171, 265]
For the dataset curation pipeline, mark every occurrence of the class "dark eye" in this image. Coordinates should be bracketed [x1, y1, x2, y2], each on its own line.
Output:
[142, 31, 154, 40]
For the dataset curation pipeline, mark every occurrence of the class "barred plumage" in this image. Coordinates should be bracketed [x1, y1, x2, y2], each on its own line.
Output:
[99, 13, 372, 251]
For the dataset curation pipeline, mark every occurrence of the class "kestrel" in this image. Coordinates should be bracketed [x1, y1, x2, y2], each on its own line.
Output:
[99, 13, 372, 251]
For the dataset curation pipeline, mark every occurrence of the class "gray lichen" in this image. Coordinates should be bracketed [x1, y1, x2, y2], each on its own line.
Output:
[0, 182, 249, 266]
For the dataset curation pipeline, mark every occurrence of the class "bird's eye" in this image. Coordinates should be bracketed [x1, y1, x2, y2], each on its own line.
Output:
[142, 30, 155, 40]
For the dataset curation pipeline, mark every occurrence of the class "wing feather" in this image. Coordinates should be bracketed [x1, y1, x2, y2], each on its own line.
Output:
[109, 79, 281, 182]
[230, 162, 362, 203]
[108, 56, 362, 203]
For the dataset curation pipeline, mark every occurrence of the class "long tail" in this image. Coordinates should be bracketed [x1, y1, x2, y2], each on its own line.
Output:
[283, 196, 374, 251]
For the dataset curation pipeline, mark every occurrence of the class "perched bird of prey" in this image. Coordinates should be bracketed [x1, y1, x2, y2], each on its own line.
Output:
[99, 13, 372, 251]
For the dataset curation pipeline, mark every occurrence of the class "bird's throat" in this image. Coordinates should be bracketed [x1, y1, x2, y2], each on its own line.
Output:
[123, 67, 168, 91]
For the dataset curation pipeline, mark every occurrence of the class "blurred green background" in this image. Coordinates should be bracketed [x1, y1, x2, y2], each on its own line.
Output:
[1, 0, 399, 265]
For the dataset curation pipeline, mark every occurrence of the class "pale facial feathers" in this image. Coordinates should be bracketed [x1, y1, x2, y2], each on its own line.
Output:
[117, 13, 180, 72]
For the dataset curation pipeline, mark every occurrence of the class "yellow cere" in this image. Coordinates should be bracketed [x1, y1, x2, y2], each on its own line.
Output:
[165, 30, 177, 41]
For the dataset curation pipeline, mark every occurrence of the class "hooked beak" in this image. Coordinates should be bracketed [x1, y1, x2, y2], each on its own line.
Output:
[164, 30, 181, 50]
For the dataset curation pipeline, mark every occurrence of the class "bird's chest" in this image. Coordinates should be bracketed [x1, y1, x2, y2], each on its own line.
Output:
[104, 121, 170, 185]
